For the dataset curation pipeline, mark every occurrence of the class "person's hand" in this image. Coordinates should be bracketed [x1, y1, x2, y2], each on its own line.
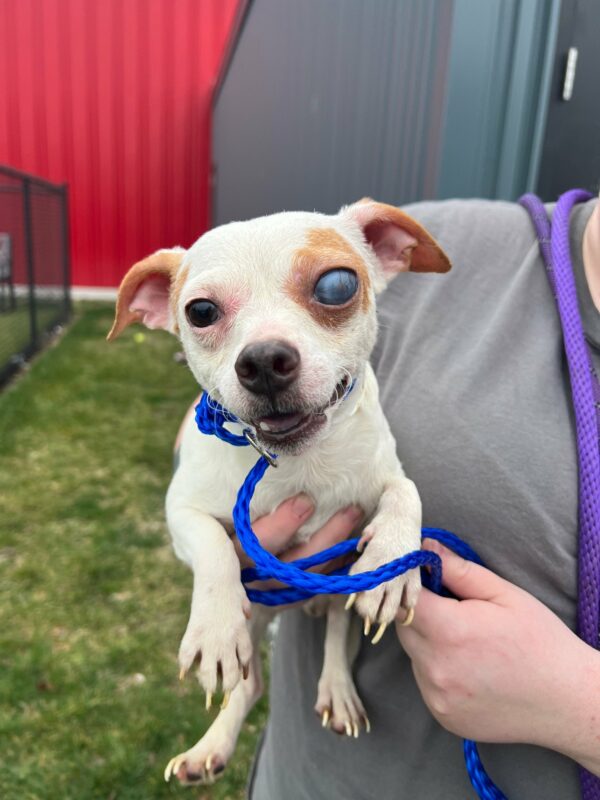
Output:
[233, 494, 363, 590]
[396, 538, 600, 772]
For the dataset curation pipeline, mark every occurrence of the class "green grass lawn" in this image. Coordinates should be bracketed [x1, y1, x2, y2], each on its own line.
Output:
[0, 295, 68, 369]
[0, 304, 268, 800]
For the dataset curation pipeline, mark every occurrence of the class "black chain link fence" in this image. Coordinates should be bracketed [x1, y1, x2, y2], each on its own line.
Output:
[0, 165, 71, 387]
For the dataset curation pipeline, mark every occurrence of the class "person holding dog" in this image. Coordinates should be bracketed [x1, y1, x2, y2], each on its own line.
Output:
[247, 191, 600, 799]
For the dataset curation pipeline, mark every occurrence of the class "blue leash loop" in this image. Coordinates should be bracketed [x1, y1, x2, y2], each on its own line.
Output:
[195, 391, 508, 800]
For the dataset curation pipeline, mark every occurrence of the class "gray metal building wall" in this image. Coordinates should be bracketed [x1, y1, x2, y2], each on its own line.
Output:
[213, 0, 560, 226]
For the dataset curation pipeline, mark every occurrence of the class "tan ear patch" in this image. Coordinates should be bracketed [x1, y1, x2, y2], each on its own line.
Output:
[107, 249, 184, 340]
[350, 200, 451, 274]
[286, 227, 371, 328]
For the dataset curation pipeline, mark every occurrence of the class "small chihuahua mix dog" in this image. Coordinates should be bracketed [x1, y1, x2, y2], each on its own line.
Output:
[108, 198, 450, 786]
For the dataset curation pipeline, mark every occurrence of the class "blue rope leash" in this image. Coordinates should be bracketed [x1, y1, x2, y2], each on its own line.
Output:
[195, 392, 508, 800]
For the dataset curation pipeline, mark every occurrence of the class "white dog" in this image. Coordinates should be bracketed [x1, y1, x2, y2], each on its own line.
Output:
[108, 198, 450, 785]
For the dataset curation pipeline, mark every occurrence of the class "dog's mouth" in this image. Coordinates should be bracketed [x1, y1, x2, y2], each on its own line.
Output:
[250, 375, 352, 447]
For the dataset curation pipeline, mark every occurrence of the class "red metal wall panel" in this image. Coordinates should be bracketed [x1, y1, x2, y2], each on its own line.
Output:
[0, 0, 239, 287]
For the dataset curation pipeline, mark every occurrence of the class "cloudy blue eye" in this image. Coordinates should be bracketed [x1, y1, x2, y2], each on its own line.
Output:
[313, 269, 358, 305]
[186, 299, 220, 328]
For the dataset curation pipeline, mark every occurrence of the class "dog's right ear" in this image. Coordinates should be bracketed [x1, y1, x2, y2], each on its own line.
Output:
[107, 248, 186, 341]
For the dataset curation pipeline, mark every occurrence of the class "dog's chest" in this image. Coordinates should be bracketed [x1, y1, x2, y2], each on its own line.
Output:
[249, 426, 391, 543]
[182, 371, 402, 542]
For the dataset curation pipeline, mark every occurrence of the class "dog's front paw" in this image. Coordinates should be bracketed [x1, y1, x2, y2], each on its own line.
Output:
[178, 584, 252, 704]
[347, 526, 421, 643]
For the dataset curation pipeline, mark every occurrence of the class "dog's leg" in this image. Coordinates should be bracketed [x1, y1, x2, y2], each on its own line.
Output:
[165, 604, 275, 786]
[315, 596, 369, 737]
[348, 475, 422, 643]
[167, 474, 253, 700]
[302, 593, 331, 618]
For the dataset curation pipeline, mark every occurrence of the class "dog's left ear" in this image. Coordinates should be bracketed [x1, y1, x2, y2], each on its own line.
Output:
[342, 198, 451, 285]
[107, 248, 185, 340]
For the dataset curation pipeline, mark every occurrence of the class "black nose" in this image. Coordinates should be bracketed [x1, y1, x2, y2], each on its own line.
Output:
[235, 340, 300, 396]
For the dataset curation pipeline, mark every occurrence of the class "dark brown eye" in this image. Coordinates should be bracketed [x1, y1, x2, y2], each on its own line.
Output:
[186, 300, 220, 328]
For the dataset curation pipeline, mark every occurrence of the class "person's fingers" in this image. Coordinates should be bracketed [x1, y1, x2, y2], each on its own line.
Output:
[240, 504, 364, 594]
[395, 588, 458, 639]
[422, 538, 511, 603]
[282, 504, 364, 562]
[395, 616, 424, 656]
[396, 538, 516, 643]
[250, 503, 363, 583]
[253, 494, 316, 553]
[234, 538, 254, 569]
[233, 493, 315, 567]
[245, 553, 351, 594]
[235, 494, 362, 593]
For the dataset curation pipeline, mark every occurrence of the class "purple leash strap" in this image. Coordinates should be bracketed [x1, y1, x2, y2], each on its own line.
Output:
[520, 190, 600, 800]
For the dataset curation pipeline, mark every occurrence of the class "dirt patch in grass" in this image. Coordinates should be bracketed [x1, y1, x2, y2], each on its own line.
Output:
[0, 304, 268, 800]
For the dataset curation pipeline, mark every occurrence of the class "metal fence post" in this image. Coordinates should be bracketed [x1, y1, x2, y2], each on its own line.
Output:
[0, 164, 72, 387]
[22, 177, 38, 350]
[61, 184, 72, 316]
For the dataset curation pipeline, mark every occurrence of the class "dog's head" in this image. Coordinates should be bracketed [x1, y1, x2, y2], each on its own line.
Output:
[108, 199, 450, 454]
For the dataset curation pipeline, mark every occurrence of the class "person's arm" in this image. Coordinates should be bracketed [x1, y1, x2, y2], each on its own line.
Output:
[583, 194, 600, 310]
[396, 538, 600, 776]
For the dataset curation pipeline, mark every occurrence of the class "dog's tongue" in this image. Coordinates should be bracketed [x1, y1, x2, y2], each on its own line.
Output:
[256, 412, 305, 433]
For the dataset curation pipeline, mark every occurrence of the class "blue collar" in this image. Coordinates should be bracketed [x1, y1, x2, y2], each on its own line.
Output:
[195, 378, 357, 466]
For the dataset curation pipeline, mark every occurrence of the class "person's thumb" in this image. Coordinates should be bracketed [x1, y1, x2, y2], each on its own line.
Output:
[422, 538, 509, 602]
[252, 494, 315, 554]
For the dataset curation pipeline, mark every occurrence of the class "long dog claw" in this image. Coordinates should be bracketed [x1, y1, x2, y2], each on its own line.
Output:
[371, 622, 387, 645]
[221, 690, 231, 710]
[321, 709, 330, 728]
[363, 616, 372, 636]
[399, 606, 415, 626]
[164, 754, 185, 782]
[345, 593, 357, 611]
[205, 691, 213, 710]
[164, 757, 175, 782]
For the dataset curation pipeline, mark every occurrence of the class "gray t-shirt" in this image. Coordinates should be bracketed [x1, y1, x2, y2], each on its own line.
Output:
[249, 198, 600, 800]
